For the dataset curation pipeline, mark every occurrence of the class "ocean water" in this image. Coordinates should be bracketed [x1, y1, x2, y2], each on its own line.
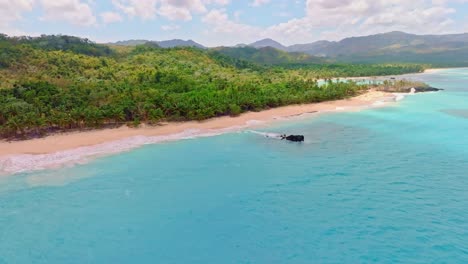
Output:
[1, 69, 468, 263]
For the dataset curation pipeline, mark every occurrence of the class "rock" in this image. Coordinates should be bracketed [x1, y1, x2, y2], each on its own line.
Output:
[413, 86, 443, 93]
[281, 135, 305, 142]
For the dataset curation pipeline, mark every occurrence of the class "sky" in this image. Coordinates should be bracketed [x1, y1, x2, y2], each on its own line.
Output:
[1, 0, 467, 47]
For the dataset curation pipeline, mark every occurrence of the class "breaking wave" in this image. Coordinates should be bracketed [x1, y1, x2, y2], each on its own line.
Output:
[0, 127, 245, 176]
[247, 130, 283, 139]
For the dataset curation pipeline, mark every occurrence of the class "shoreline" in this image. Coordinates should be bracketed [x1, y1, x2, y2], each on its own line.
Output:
[0, 90, 397, 164]
[424, 68, 445, 74]
[0, 68, 447, 159]
[332, 68, 444, 81]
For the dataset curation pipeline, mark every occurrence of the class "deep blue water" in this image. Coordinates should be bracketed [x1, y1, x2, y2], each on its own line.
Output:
[1, 69, 468, 263]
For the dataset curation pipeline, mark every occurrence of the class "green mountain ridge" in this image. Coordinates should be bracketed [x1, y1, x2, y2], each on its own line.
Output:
[104, 31, 468, 66]
[110, 39, 205, 49]
[238, 31, 468, 66]
[212, 46, 326, 65]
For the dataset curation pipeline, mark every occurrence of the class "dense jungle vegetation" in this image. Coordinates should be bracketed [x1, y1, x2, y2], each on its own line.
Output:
[0, 34, 426, 138]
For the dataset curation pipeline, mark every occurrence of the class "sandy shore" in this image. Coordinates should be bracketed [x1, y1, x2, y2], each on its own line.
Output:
[0, 90, 394, 158]
[424, 68, 444, 74]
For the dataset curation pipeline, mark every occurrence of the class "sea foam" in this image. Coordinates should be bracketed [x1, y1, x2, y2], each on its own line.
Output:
[0, 127, 245, 176]
[248, 130, 283, 139]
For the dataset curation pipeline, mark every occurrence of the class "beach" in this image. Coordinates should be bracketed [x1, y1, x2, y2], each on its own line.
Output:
[0, 90, 395, 159]
[1, 68, 466, 264]
[424, 68, 445, 74]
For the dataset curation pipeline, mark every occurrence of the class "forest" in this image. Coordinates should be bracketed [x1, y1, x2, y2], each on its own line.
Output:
[0, 34, 427, 138]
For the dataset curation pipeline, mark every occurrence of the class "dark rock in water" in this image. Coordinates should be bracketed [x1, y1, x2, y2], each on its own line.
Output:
[378, 84, 443, 93]
[281, 135, 305, 142]
[413, 86, 443, 93]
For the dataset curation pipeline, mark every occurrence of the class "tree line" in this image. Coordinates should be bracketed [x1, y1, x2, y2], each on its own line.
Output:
[0, 34, 427, 138]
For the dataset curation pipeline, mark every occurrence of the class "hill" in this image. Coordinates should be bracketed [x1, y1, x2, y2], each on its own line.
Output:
[249, 38, 287, 51]
[213, 46, 326, 65]
[111, 39, 149, 46]
[110, 39, 205, 49]
[287, 41, 332, 56]
[1, 34, 114, 57]
[156, 39, 205, 49]
[288, 31, 468, 65]
[243, 32, 468, 66]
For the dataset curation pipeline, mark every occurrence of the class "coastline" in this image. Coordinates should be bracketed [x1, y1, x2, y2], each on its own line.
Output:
[0, 68, 444, 159]
[424, 68, 445, 74]
[0, 90, 396, 175]
[327, 68, 443, 82]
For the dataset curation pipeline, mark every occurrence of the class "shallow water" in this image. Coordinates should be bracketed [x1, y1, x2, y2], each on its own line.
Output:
[1, 69, 468, 263]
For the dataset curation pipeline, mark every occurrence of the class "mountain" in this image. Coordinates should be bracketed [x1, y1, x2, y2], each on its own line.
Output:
[213, 46, 326, 65]
[287, 40, 332, 56]
[286, 31, 468, 55]
[286, 31, 468, 65]
[243, 32, 468, 66]
[235, 43, 248, 48]
[249, 38, 287, 51]
[156, 39, 205, 49]
[110, 39, 205, 49]
[2, 34, 115, 57]
[111, 39, 149, 46]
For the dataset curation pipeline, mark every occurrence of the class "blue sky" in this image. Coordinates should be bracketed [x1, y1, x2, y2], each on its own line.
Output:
[1, 0, 467, 46]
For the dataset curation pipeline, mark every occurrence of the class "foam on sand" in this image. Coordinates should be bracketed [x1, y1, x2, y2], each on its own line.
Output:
[0, 128, 239, 176]
[248, 130, 283, 139]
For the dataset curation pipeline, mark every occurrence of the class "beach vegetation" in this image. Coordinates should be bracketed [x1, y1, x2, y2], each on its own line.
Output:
[0, 34, 426, 138]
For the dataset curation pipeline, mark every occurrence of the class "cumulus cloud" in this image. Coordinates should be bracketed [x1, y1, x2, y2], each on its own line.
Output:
[40, 0, 97, 26]
[161, 24, 181, 31]
[112, 0, 230, 21]
[1, 0, 466, 46]
[0, 0, 34, 23]
[262, 0, 459, 44]
[0, 0, 100, 29]
[0, 0, 35, 31]
[198, 0, 465, 46]
[250, 0, 270, 7]
[100, 11, 123, 24]
[112, 0, 159, 20]
[202, 9, 261, 45]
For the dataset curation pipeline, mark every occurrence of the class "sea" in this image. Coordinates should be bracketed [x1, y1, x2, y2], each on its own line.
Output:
[0, 68, 468, 263]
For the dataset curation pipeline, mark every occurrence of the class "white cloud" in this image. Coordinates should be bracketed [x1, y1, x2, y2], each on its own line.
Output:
[40, 0, 97, 26]
[250, 0, 270, 7]
[161, 24, 181, 31]
[199, 0, 465, 46]
[112, 0, 230, 21]
[0, 0, 35, 32]
[112, 0, 159, 20]
[204, 0, 231, 4]
[202, 9, 262, 45]
[262, 0, 459, 44]
[159, 6, 192, 20]
[233, 10, 243, 21]
[0, 0, 465, 46]
[100, 11, 123, 24]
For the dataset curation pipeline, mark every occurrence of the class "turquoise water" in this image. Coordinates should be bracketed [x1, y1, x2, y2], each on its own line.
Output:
[1, 69, 468, 263]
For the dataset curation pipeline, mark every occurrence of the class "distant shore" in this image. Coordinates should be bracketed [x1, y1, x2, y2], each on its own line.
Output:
[0, 90, 395, 159]
[424, 68, 445, 74]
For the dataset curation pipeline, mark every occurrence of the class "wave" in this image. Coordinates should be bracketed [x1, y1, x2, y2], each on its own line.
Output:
[247, 130, 283, 139]
[395, 94, 406, 101]
[372, 100, 387, 106]
[0, 127, 245, 176]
